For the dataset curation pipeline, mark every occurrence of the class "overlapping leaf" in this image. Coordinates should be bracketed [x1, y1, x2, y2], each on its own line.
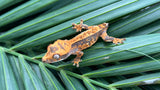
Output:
[0, 0, 117, 40]
[68, 76, 86, 90]
[0, 48, 18, 90]
[11, 0, 159, 50]
[108, 3, 160, 37]
[124, 19, 160, 37]
[0, 0, 22, 11]
[39, 63, 64, 90]
[0, 0, 57, 27]
[8, 56, 24, 90]
[59, 70, 76, 90]
[18, 55, 46, 90]
[83, 58, 160, 78]
[83, 78, 97, 90]
[110, 72, 160, 88]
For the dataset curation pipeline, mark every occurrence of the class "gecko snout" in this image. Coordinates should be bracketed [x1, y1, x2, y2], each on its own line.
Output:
[42, 60, 47, 63]
[42, 56, 59, 63]
[42, 59, 52, 63]
[42, 56, 50, 63]
[42, 58, 48, 63]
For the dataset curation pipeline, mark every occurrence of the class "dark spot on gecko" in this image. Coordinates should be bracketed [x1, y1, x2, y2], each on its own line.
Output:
[58, 42, 66, 50]
[105, 36, 114, 41]
[61, 53, 70, 60]
[64, 42, 67, 46]
[71, 31, 100, 49]
[50, 46, 58, 53]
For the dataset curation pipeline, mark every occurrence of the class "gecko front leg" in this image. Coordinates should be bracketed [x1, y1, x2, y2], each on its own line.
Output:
[72, 50, 84, 67]
[100, 31, 125, 44]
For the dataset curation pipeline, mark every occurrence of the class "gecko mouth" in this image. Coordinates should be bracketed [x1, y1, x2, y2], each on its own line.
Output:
[50, 59, 64, 63]
[42, 59, 64, 63]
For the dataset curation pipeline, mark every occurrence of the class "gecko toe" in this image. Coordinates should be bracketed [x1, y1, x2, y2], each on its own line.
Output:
[76, 64, 79, 67]
[72, 59, 81, 67]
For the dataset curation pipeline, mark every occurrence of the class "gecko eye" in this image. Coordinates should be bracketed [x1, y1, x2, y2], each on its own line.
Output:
[53, 54, 60, 59]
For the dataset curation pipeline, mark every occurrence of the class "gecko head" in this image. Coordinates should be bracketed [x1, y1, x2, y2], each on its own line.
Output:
[42, 46, 62, 63]
[42, 40, 70, 63]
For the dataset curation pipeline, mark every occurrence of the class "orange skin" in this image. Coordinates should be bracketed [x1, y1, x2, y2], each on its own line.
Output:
[42, 20, 125, 67]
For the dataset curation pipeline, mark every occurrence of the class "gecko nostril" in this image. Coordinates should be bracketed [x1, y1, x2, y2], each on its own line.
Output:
[42, 60, 48, 63]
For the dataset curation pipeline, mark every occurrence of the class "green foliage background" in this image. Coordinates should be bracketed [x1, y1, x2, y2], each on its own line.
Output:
[0, 0, 160, 90]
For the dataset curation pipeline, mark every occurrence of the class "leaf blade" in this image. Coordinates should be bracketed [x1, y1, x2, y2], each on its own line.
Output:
[110, 72, 160, 88]
[18, 55, 46, 90]
[0, 48, 19, 90]
[39, 62, 64, 90]
[0, 0, 57, 27]
[59, 70, 76, 90]
[10, 0, 138, 50]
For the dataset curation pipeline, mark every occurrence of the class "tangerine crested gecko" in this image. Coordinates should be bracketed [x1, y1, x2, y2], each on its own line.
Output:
[42, 20, 125, 67]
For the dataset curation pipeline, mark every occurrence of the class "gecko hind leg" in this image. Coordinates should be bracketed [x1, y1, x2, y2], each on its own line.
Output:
[72, 19, 88, 32]
[100, 31, 125, 44]
[72, 51, 84, 67]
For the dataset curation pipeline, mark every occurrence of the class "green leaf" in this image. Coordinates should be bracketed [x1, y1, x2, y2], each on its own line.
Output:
[82, 53, 160, 78]
[68, 76, 86, 90]
[124, 19, 160, 37]
[39, 62, 64, 90]
[109, 4, 160, 37]
[83, 78, 97, 90]
[0, 0, 97, 40]
[109, 72, 160, 88]
[0, 48, 19, 90]
[0, 0, 57, 27]
[31, 63, 43, 81]
[1, 0, 160, 89]
[83, 58, 160, 78]
[8, 56, 25, 90]
[10, 0, 160, 50]
[10, 0, 140, 50]
[0, 0, 22, 11]
[59, 70, 76, 90]
[33, 53, 45, 59]
[18, 55, 46, 90]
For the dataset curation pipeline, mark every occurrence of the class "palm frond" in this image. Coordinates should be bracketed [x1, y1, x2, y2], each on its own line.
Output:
[1, 0, 160, 89]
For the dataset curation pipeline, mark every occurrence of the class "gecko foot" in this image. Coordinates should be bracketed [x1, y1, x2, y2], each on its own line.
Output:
[72, 59, 82, 67]
[113, 38, 126, 45]
[72, 19, 88, 32]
